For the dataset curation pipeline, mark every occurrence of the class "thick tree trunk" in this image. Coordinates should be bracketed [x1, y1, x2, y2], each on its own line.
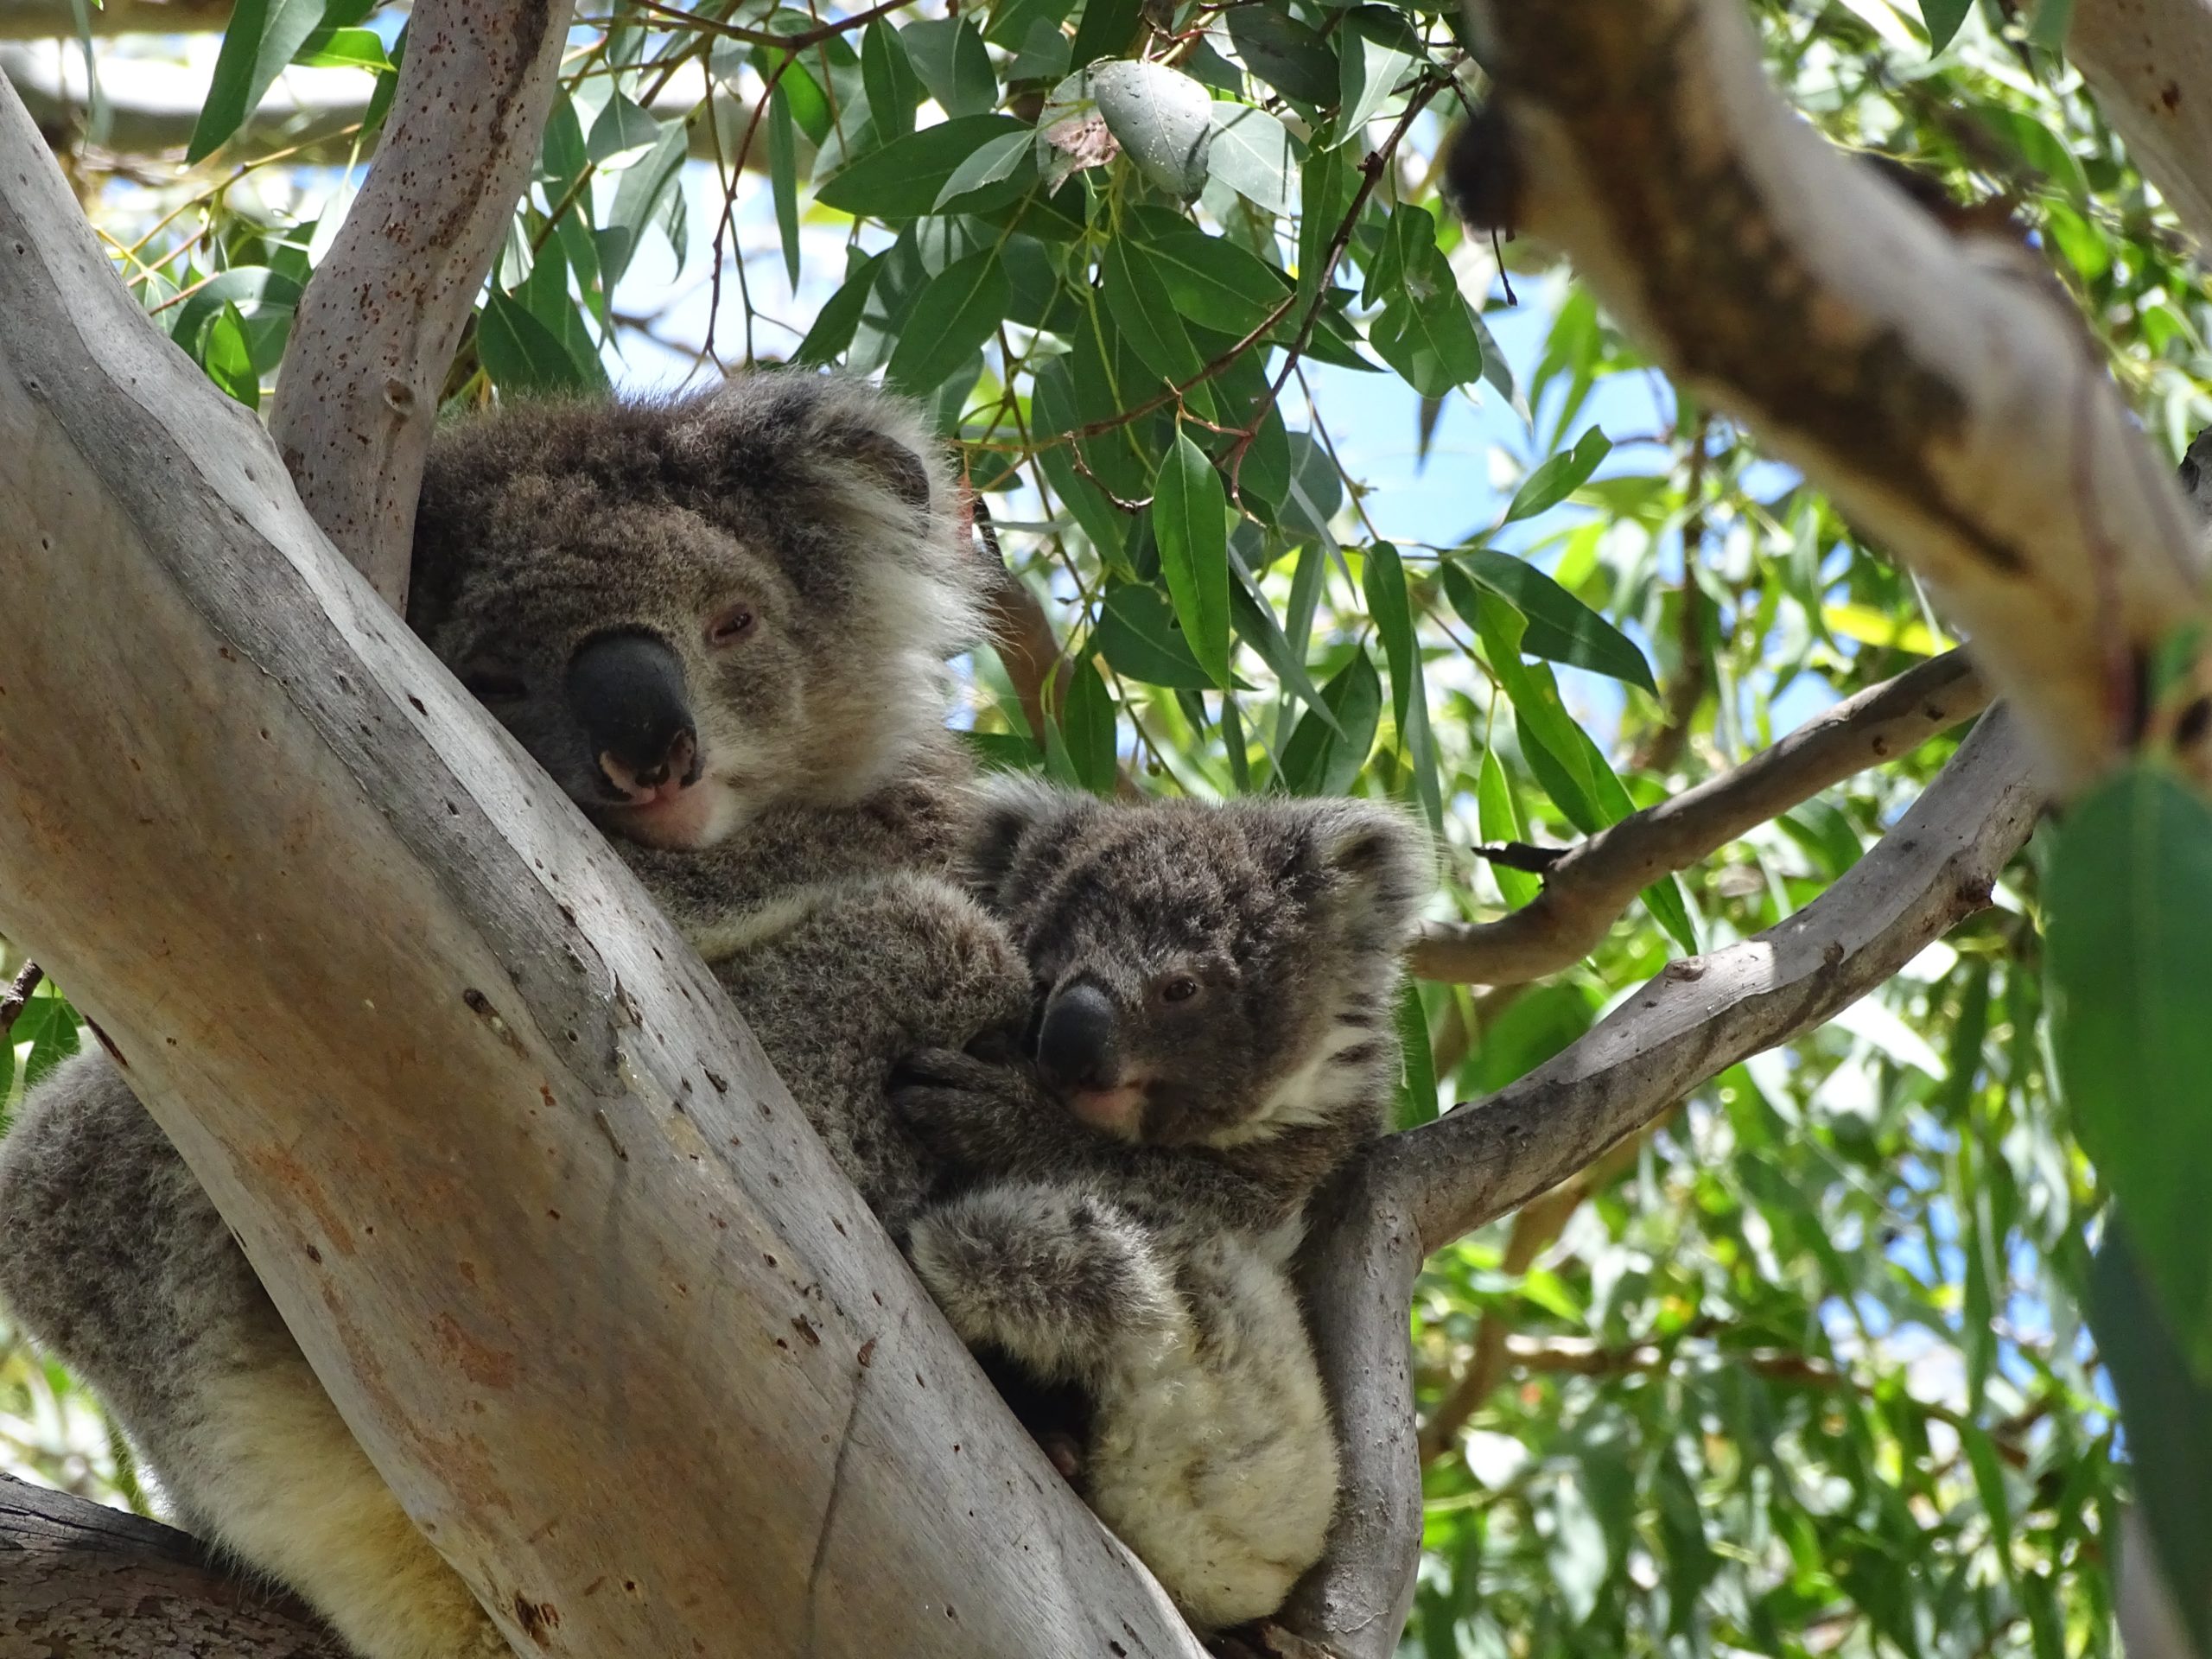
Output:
[0, 1475, 346, 1656]
[0, 68, 1203, 1659]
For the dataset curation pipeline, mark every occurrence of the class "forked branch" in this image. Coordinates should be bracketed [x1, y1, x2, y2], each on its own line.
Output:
[1412, 650, 1992, 983]
[1283, 709, 2043, 1659]
[267, 0, 575, 604]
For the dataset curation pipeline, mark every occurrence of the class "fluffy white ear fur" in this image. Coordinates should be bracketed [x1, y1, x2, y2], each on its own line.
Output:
[1306, 797, 1433, 946]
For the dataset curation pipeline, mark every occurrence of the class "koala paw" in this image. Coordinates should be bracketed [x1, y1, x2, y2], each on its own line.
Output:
[906, 1182, 1181, 1383]
[890, 1046, 1051, 1171]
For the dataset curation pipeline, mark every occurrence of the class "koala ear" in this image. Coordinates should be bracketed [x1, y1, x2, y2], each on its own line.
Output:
[966, 773, 1100, 907]
[816, 418, 934, 512]
[1304, 800, 1432, 950]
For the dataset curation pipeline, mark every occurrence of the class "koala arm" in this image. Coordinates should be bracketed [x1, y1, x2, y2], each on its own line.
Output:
[892, 1049, 1306, 1237]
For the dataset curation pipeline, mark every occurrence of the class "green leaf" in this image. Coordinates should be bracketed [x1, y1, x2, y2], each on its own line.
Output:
[1092, 60, 1214, 196]
[1478, 747, 1541, 906]
[1208, 102, 1298, 214]
[796, 250, 880, 366]
[1224, 6, 1338, 105]
[479, 290, 593, 395]
[1333, 5, 1420, 149]
[1363, 542, 1444, 832]
[1062, 658, 1119, 797]
[600, 118, 687, 289]
[588, 90, 664, 163]
[1367, 206, 1484, 397]
[1101, 237, 1212, 414]
[200, 302, 258, 410]
[1150, 429, 1234, 690]
[187, 0, 332, 163]
[293, 24, 386, 70]
[885, 248, 1011, 397]
[2050, 764, 2212, 1369]
[1141, 226, 1291, 334]
[1504, 425, 1614, 524]
[2088, 1229, 2212, 1652]
[933, 130, 1033, 208]
[1394, 980, 1439, 1128]
[1451, 549, 1656, 693]
[816, 115, 1027, 217]
[1279, 647, 1382, 796]
[1068, 0, 1143, 70]
[1919, 0, 1972, 49]
[1092, 582, 1217, 690]
[903, 16, 999, 118]
[768, 86, 802, 289]
[862, 20, 921, 140]
[1280, 432, 1342, 544]
[1227, 568, 1338, 732]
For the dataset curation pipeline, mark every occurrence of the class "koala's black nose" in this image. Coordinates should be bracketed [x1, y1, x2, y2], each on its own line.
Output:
[1036, 982, 1116, 1091]
[565, 631, 702, 800]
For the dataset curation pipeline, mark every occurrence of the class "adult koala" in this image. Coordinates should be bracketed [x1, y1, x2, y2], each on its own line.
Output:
[0, 374, 1025, 1659]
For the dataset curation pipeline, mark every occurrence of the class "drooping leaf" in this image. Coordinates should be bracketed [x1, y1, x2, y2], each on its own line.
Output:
[861, 20, 921, 140]
[1333, 5, 1421, 148]
[796, 249, 881, 366]
[1150, 429, 1233, 689]
[1503, 424, 1613, 524]
[885, 248, 1011, 397]
[1449, 550, 1656, 693]
[1092, 582, 1217, 690]
[1208, 102, 1298, 214]
[1919, 0, 1973, 49]
[767, 85, 802, 289]
[1363, 542, 1445, 832]
[200, 302, 259, 410]
[1224, 5, 1339, 105]
[2049, 763, 2212, 1370]
[1279, 646, 1382, 796]
[479, 289, 593, 395]
[816, 116, 1028, 218]
[902, 16, 999, 118]
[1061, 658, 1120, 797]
[188, 0, 333, 163]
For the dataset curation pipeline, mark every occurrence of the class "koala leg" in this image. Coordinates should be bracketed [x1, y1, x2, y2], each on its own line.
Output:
[907, 1183, 1338, 1630]
[1082, 1231, 1340, 1631]
[0, 1051, 505, 1659]
[905, 1180, 1183, 1382]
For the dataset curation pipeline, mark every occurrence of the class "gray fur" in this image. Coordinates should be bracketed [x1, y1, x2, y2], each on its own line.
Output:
[0, 373, 1020, 1658]
[898, 779, 1430, 1630]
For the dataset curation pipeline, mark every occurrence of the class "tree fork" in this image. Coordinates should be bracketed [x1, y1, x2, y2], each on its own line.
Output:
[0, 65, 1205, 1659]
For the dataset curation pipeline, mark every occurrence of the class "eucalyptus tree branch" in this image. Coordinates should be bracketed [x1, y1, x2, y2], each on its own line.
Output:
[266, 0, 575, 601]
[1281, 709, 2040, 1656]
[0, 1473, 344, 1656]
[1453, 0, 2209, 791]
[2068, 0, 2212, 257]
[0, 67, 1207, 1659]
[1410, 649, 1992, 984]
[1395, 706, 2038, 1254]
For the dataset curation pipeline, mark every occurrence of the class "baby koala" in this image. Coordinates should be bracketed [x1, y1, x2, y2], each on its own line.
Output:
[895, 777, 1428, 1630]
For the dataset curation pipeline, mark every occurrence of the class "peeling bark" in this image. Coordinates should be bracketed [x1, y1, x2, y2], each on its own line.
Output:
[1459, 0, 2207, 789]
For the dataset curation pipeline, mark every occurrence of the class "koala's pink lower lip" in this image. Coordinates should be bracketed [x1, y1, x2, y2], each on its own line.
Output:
[1065, 1084, 1147, 1135]
[608, 784, 718, 849]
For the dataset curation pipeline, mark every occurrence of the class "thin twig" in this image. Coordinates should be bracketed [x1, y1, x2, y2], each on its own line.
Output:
[0, 962, 44, 1045]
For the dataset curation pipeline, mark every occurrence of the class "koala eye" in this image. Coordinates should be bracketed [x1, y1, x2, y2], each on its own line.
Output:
[1157, 975, 1202, 1006]
[459, 669, 530, 704]
[706, 603, 757, 647]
